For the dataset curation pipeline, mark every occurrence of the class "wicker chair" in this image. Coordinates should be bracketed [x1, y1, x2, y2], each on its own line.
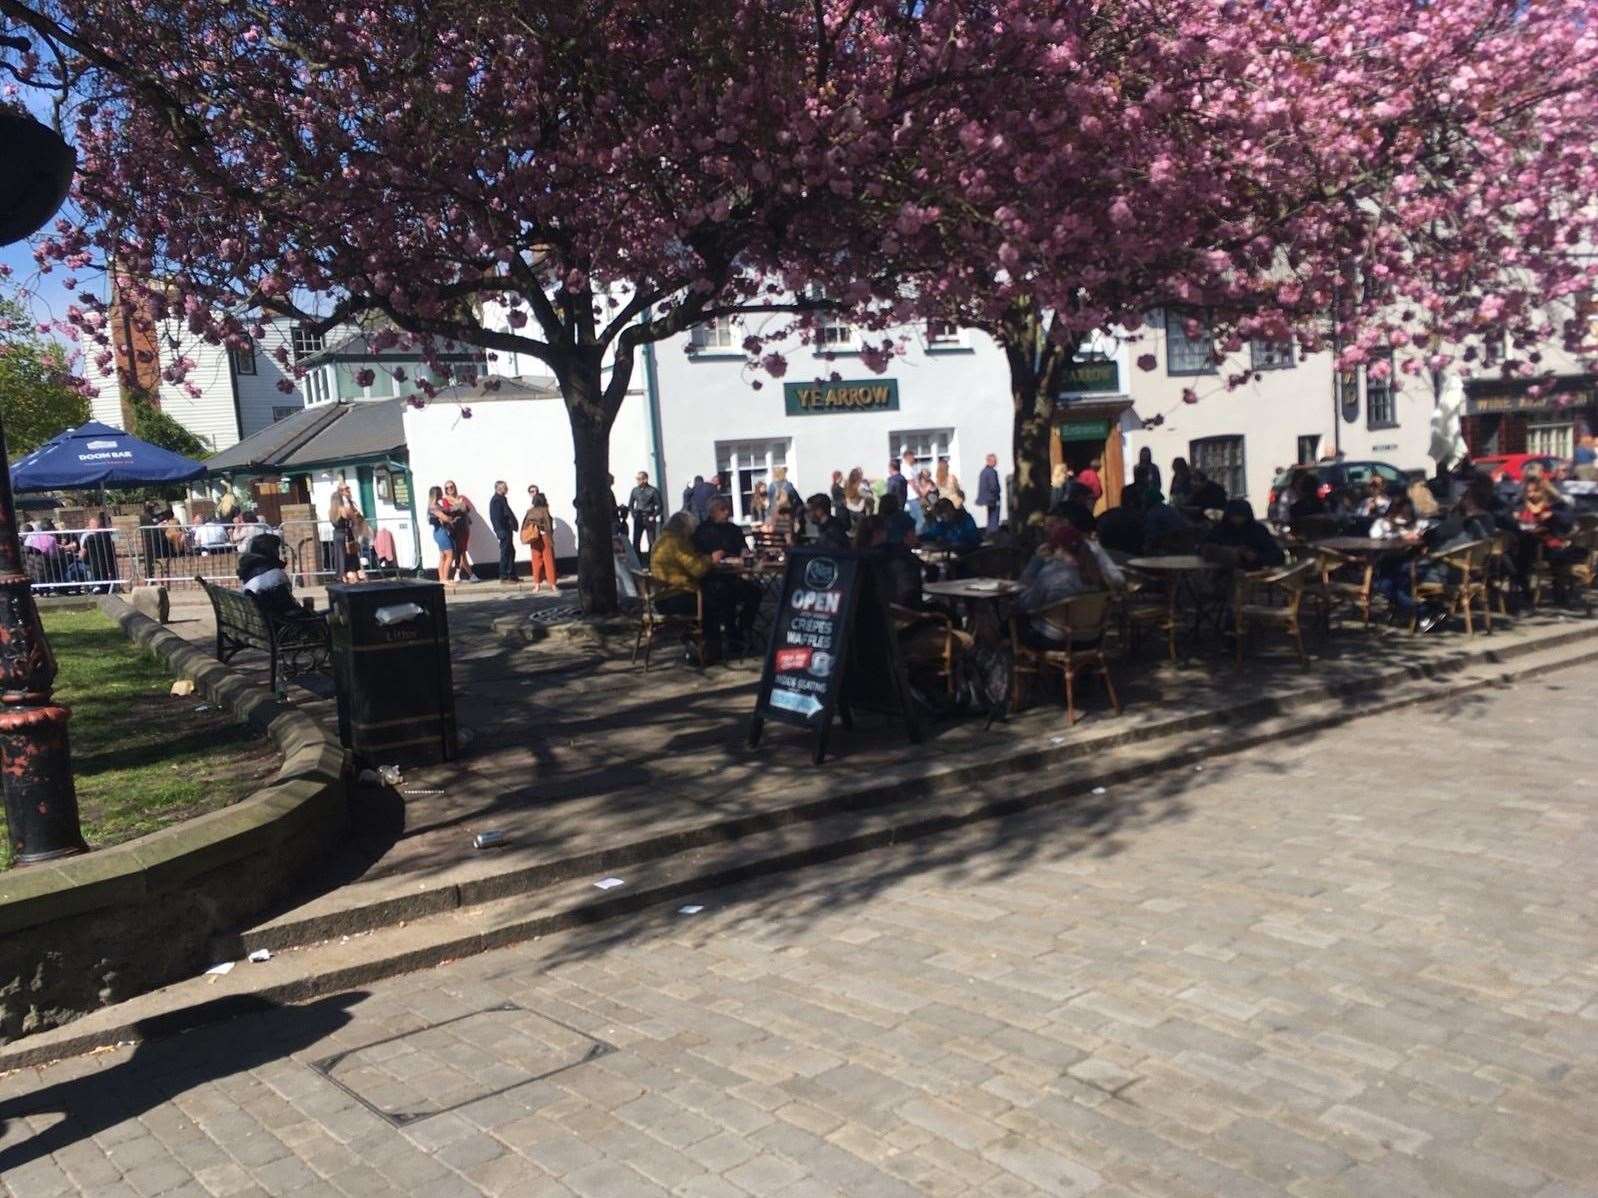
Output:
[1010, 591, 1121, 724]
[1316, 546, 1375, 627]
[891, 604, 967, 696]
[1119, 569, 1177, 661]
[630, 569, 705, 670]
[1485, 531, 1517, 617]
[1528, 529, 1598, 613]
[1234, 558, 1320, 668]
[1411, 539, 1492, 635]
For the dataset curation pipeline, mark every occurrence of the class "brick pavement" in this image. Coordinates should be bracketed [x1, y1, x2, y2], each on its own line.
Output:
[2, 664, 1595, 1196]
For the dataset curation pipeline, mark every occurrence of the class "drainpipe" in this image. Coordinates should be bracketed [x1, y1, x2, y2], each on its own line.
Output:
[641, 335, 668, 502]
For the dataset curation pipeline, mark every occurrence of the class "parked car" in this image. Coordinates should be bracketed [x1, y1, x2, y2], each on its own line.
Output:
[1267, 460, 1412, 512]
[1472, 453, 1561, 484]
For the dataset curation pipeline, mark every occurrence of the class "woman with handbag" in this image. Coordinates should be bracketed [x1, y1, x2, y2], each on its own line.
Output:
[328, 484, 368, 583]
[521, 485, 558, 591]
[427, 485, 456, 585]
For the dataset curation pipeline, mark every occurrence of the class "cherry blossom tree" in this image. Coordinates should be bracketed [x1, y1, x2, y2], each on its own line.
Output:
[803, 0, 1598, 523]
[0, 0, 1064, 612]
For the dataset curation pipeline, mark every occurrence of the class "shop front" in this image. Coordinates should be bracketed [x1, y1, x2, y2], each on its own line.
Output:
[1052, 344, 1137, 511]
[1463, 376, 1596, 460]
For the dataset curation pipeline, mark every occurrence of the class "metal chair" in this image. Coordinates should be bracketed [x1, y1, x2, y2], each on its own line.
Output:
[630, 569, 705, 670]
[1010, 591, 1121, 724]
[1316, 546, 1375, 627]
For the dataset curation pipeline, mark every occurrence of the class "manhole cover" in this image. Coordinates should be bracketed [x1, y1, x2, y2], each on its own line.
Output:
[311, 1002, 612, 1125]
[526, 605, 582, 627]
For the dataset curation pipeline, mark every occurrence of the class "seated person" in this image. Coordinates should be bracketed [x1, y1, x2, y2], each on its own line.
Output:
[65, 512, 118, 590]
[236, 534, 309, 616]
[805, 493, 851, 550]
[1201, 500, 1286, 570]
[854, 515, 922, 609]
[1093, 488, 1145, 556]
[654, 510, 758, 652]
[856, 516, 969, 678]
[1288, 471, 1327, 524]
[1357, 476, 1391, 518]
[1014, 522, 1124, 649]
[877, 493, 918, 548]
[920, 498, 982, 551]
[194, 516, 232, 552]
[1188, 470, 1228, 512]
[1142, 490, 1193, 553]
[1051, 481, 1098, 534]
[692, 497, 749, 559]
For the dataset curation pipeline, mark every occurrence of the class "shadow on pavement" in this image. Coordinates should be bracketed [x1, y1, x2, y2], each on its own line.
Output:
[0, 993, 364, 1177]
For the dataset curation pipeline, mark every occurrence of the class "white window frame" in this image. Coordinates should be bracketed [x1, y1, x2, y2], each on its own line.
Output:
[290, 324, 325, 361]
[1527, 421, 1572, 458]
[690, 316, 739, 353]
[271, 404, 301, 423]
[714, 439, 791, 523]
[925, 319, 964, 351]
[301, 366, 332, 405]
[891, 428, 954, 478]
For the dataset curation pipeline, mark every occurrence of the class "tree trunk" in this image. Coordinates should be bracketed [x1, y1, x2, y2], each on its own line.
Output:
[999, 304, 1071, 531]
[556, 353, 620, 616]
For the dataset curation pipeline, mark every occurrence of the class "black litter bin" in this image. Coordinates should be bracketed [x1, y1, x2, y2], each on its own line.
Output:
[327, 580, 458, 766]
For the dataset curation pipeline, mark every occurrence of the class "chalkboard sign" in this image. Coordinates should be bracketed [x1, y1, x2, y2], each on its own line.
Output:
[748, 547, 920, 763]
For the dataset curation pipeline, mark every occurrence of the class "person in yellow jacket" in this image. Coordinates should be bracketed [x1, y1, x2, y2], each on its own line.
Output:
[652, 511, 749, 659]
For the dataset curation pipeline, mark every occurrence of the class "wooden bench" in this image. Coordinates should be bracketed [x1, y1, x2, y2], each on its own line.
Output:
[195, 576, 332, 691]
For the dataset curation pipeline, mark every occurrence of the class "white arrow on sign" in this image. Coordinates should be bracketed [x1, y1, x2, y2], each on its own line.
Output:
[769, 690, 823, 718]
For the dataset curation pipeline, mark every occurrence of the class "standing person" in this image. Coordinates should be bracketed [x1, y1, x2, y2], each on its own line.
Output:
[1077, 458, 1104, 503]
[770, 465, 801, 513]
[628, 471, 663, 557]
[426, 485, 455, 584]
[933, 456, 961, 505]
[1132, 447, 1161, 494]
[843, 467, 874, 526]
[900, 448, 921, 489]
[441, 480, 476, 582]
[885, 459, 909, 506]
[521, 485, 558, 591]
[1049, 464, 1073, 512]
[689, 473, 718, 522]
[748, 480, 770, 525]
[489, 480, 518, 583]
[1168, 457, 1194, 505]
[976, 452, 1002, 531]
[328, 483, 367, 583]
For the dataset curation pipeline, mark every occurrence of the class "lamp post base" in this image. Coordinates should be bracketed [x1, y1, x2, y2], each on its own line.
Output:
[0, 704, 86, 864]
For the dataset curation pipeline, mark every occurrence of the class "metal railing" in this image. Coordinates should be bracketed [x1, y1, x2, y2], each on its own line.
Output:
[22, 517, 423, 594]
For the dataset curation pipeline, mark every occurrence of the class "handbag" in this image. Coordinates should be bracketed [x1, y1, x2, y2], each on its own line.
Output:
[520, 520, 543, 547]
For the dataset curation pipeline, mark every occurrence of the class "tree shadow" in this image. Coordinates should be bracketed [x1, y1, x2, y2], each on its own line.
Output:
[0, 993, 364, 1177]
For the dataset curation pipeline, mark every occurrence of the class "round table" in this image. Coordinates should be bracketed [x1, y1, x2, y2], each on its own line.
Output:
[1311, 537, 1418, 555]
[1124, 554, 1219, 574]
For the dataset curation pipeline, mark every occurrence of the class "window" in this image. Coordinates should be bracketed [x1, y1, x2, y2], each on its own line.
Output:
[1189, 435, 1246, 499]
[229, 340, 257, 376]
[1366, 357, 1397, 429]
[690, 317, 737, 351]
[1164, 309, 1216, 376]
[926, 319, 962, 349]
[1250, 340, 1294, 372]
[335, 362, 397, 400]
[1296, 434, 1320, 465]
[817, 311, 853, 348]
[272, 405, 301, 423]
[714, 439, 790, 523]
[290, 324, 325, 361]
[1528, 421, 1572, 458]
[302, 368, 331, 404]
[891, 428, 954, 476]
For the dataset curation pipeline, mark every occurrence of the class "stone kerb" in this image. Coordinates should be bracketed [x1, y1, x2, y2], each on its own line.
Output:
[0, 596, 349, 1043]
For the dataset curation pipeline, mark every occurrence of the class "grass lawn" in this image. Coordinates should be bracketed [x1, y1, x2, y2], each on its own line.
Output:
[0, 609, 280, 868]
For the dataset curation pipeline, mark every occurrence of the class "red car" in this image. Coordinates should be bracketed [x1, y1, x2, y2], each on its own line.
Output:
[1474, 453, 1560, 483]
